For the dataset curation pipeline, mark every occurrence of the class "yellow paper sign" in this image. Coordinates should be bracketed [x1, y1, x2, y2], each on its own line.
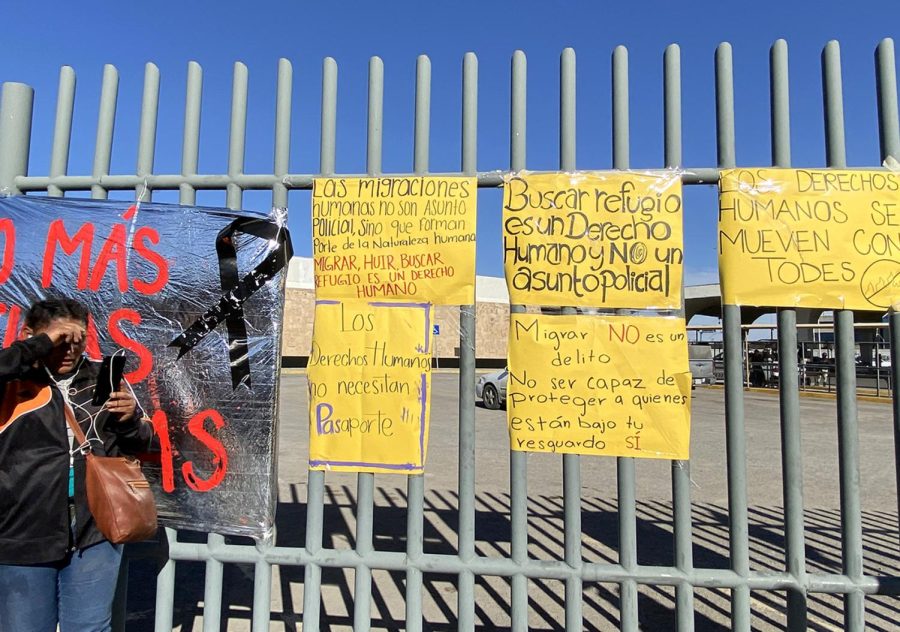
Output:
[312, 177, 477, 305]
[307, 301, 432, 474]
[507, 314, 691, 459]
[502, 171, 684, 308]
[719, 168, 900, 310]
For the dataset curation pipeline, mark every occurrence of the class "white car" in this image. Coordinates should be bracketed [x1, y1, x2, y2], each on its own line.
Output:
[476, 368, 508, 410]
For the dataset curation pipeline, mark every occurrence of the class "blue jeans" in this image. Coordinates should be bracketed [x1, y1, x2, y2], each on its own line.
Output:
[0, 541, 123, 632]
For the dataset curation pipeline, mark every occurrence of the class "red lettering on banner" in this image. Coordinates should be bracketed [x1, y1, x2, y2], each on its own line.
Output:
[132, 227, 169, 295]
[89, 224, 128, 293]
[108, 308, 153, 383]
[150, 409, 176, 493]
[182, 409, 228, 492]
[0, 219, 14, 284]
[1, 304, 21, 348]
[84, 316, 102, 361]
[42, 220, 94, 289]
[40, 215, 171, 295]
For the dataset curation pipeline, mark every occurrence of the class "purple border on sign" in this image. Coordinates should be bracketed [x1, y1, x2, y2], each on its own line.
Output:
[312, 301, 431, 472]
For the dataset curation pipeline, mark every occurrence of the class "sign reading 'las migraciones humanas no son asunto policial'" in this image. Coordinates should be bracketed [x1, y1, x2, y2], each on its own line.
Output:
[718, 168, 900, 310]
[308, 176, 476, 474]
[502, 171, 684, 309]
[311, 176, 477, 305]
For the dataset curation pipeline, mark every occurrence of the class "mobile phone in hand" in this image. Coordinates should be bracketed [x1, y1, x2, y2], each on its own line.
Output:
[92, 355, 126, 406]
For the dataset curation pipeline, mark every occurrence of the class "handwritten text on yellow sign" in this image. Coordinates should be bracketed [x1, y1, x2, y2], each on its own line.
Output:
[307, 301, 432, 474]
[719, 168, 900, 310]
[313, 177, 476, 305]
[502, 171, 684, 308]
[507, 314, 691, 459]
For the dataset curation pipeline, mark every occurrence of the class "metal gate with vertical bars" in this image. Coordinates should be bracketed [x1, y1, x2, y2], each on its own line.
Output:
[0, 37, 898, 631]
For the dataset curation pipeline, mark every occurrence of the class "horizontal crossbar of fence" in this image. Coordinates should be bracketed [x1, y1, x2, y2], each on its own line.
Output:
[158, 540, 900, 595]
[12, 164, 900, 193]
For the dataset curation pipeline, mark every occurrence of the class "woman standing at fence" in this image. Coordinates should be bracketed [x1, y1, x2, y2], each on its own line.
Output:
[0, 298, 153, 632]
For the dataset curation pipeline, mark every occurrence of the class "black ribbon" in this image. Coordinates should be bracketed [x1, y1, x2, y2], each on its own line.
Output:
[169, 217, 293, 390]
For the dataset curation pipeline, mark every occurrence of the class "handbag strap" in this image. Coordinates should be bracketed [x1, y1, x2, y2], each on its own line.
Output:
[62, 401, 90, 453]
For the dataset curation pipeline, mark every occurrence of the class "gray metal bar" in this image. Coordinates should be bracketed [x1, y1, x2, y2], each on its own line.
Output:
[272, 57, 292, 209]
[354, 474, 375, 631]
[153, 529, 177, 632]
[560, 48, 576, 169]
[405, 474, 425, 632]
[770, 40, 792, 168]
[159, 536, 899, 593]
[875, 38, 900, 541]
[413, 54, 431, 173]
[876, 39, 900, 162]
[155, 61, 202, 632]
[48, 67, 75, 198]
[457, 50, 478, 632]
[612, 43, 639, 632]
[770, 38, 809, 632]
[302, 56, 337, 632]
[366, 56, 384, 175]
[559, 46, 583, 632]
[823, 39, 865, 632]
[201, 60, 251, 632]
[835, 306, 865, 631]
[226, 62, 248, 211]
[201, 534, 225, 632]
[776, 307, 808, 631]
[511, 51, 527, 172]
[665, 42, 695, 632]
[664, 45, 682, 169]
[612, 46, 630, 170]
[30, 164, 900, 193]
[716, 41, 751, 632]
[320, 58, 338, 175]
[250, 58, 291, 632]
[180, 61, 202, 205]
[715, 46, 736, 170]
[136, 63, 159, 201]
[891, 311, 900, 537]
[118, 63, 160, 630]
[509, 48, 529, 632]
[91, 65, 118, 200]
[302, 470, 325, 629]
[404, 53, 431, 632]
[351, 55, 384, 632]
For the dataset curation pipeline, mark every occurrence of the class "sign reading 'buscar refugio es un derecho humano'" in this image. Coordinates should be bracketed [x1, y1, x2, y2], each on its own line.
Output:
[719, 168, 900, 310]
[502, 171, 684, 309]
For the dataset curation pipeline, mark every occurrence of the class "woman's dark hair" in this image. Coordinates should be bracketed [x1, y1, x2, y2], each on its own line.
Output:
[24, 298, 89, 329]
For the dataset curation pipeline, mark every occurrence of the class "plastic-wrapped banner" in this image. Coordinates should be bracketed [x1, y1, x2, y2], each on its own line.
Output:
[0, 196, 291, 540]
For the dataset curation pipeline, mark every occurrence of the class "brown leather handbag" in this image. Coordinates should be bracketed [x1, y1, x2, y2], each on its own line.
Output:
[64, 404, 158, 544]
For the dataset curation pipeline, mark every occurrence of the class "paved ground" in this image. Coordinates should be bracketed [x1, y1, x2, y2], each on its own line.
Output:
[125, 375, 899, 631]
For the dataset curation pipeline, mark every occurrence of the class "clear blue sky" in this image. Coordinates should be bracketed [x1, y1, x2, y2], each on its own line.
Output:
[1, 0, 897, 286]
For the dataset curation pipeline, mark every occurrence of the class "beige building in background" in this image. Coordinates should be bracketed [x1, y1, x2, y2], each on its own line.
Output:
[280, 257, 515, 364]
